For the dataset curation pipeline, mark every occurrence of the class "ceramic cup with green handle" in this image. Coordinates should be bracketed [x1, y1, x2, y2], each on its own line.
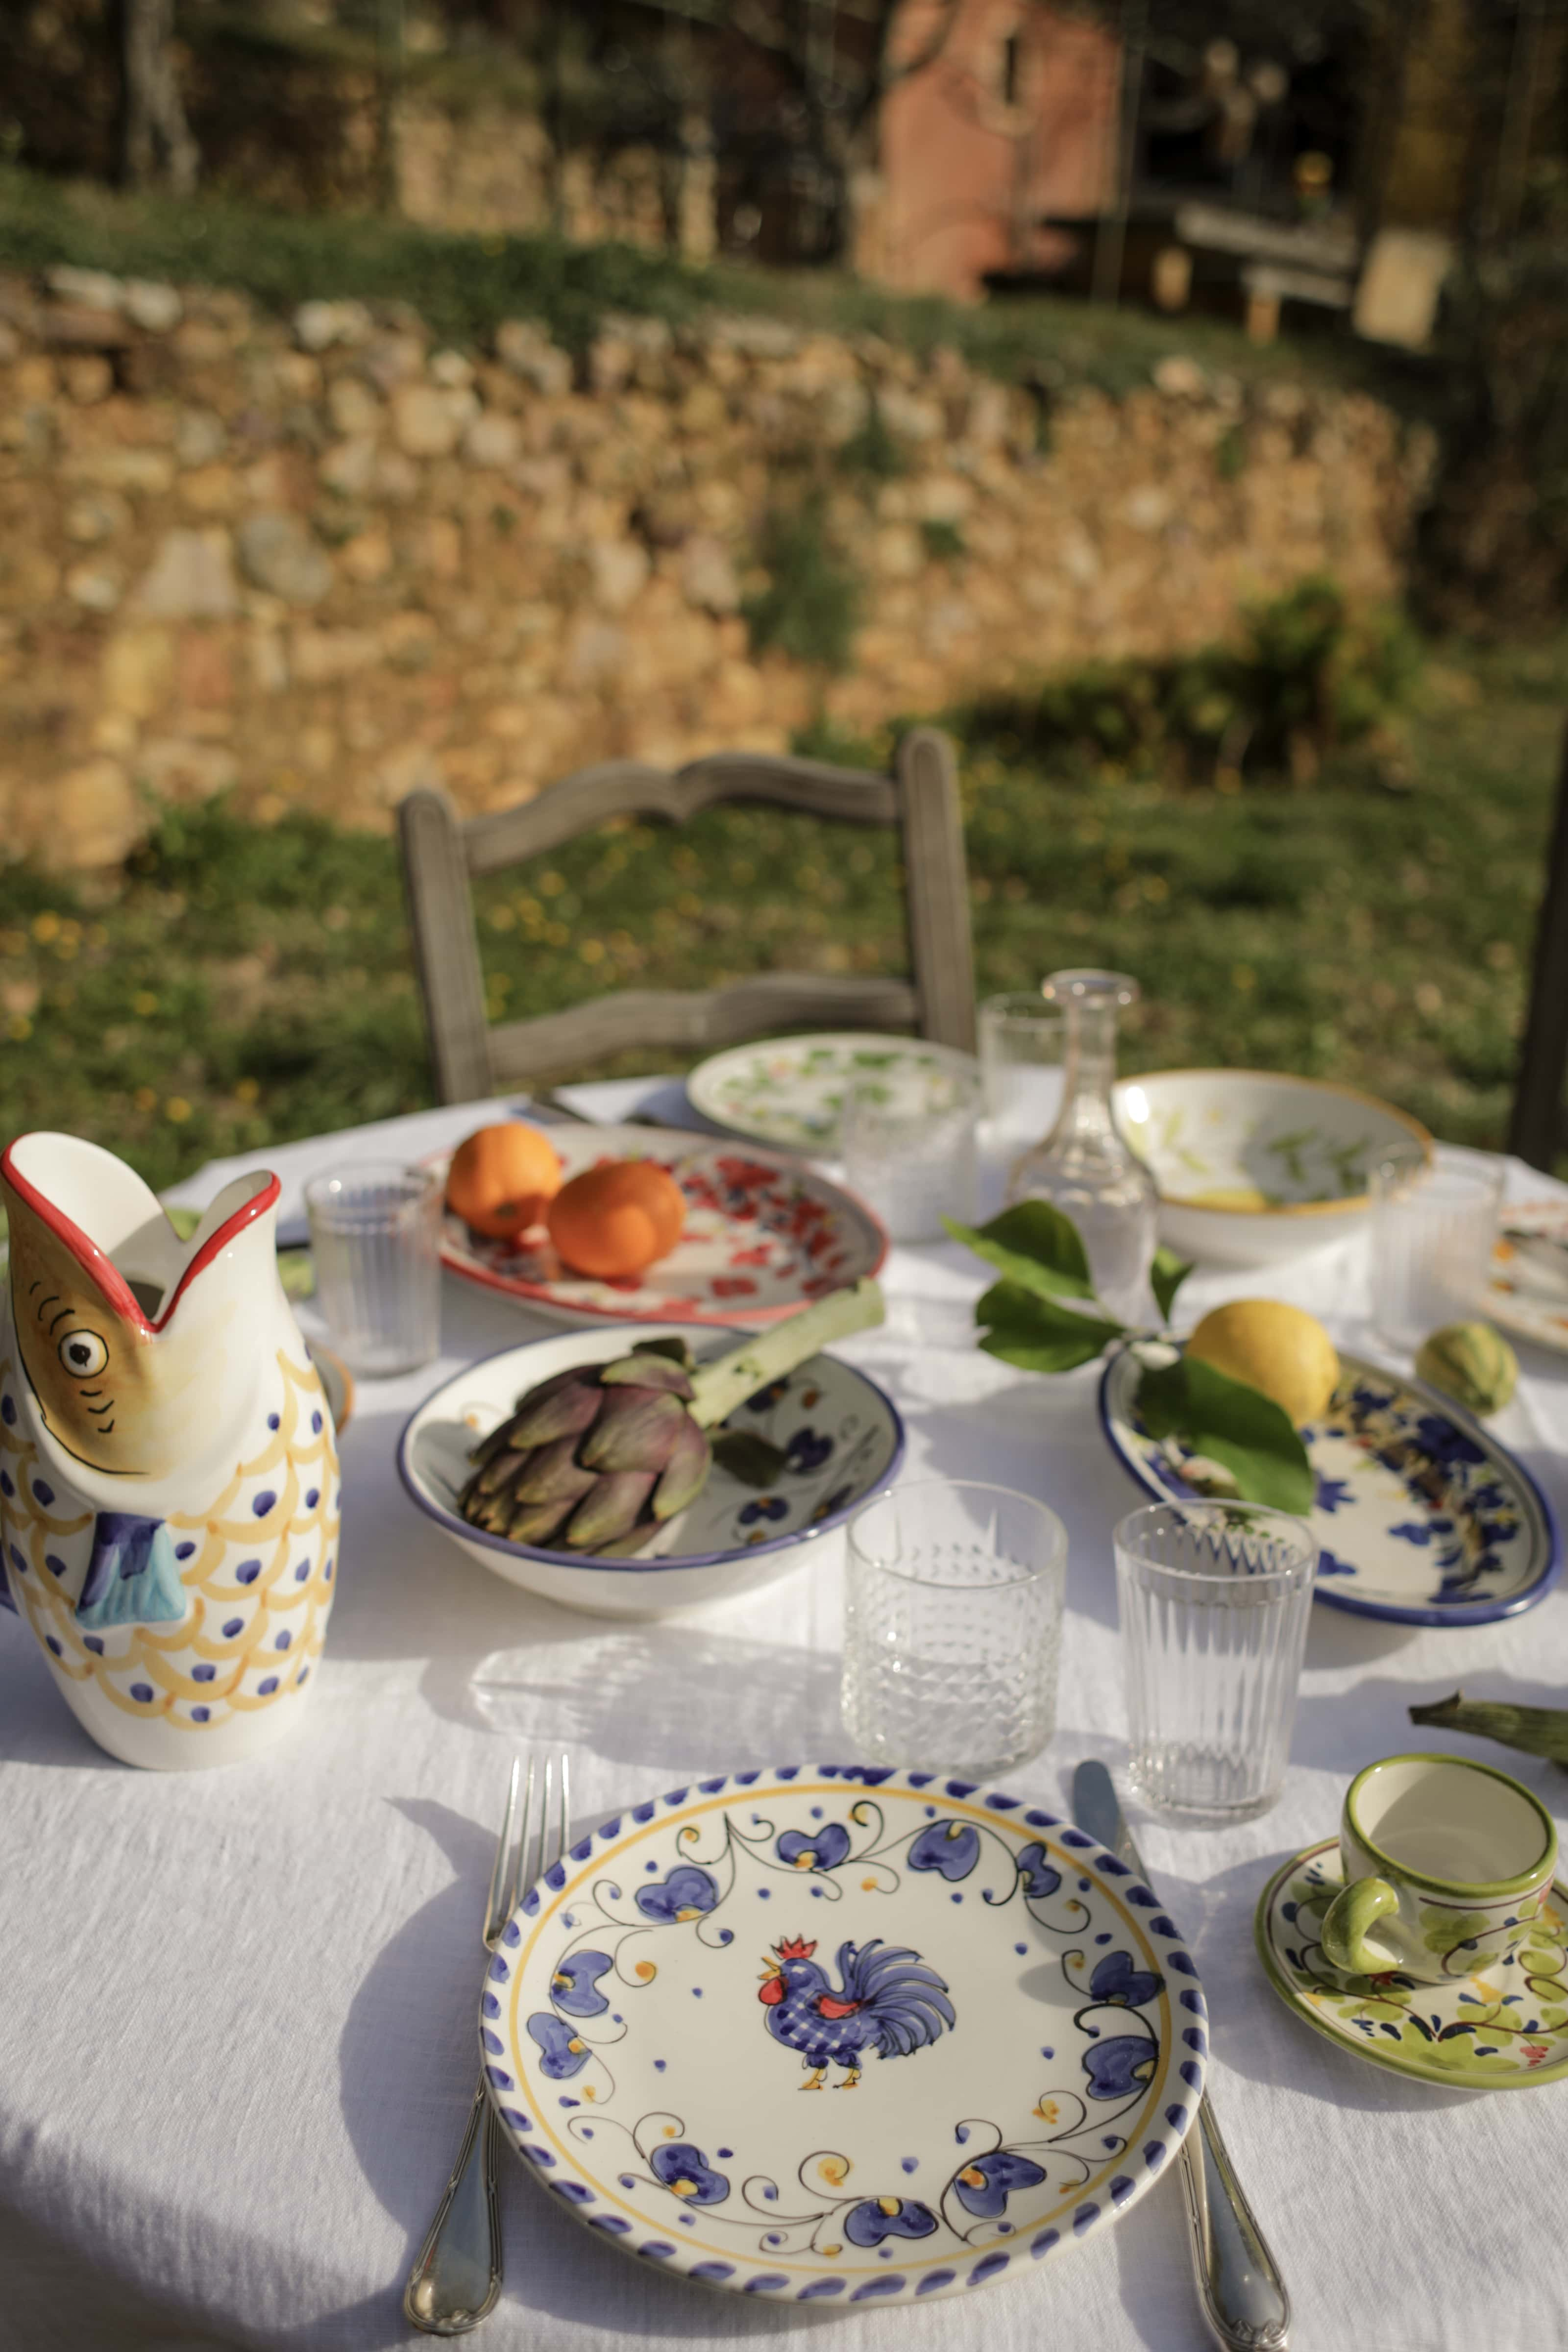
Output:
[1321, 1752, 1558, 1984]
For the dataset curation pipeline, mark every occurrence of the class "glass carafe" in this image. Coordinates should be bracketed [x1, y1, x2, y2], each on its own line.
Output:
[1006, 970, 1156, 1324]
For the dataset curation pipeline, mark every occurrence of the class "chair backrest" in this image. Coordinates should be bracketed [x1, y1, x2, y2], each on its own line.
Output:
[1509, 714, 1568, 1173]
[398, 728, 976, 1104]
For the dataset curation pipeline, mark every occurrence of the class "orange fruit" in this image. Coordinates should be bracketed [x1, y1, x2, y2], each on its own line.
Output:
[446, 1122, 563, 1241]
[547, 1159, 686, 1280]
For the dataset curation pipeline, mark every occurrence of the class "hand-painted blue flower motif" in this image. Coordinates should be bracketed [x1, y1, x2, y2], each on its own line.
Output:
[738, 1496, 789, 1526]
[636, 1864, 719, 1923]
[811, 1484, 856, 1523]
[1090, 1950, 1162, 2009]
[777, 1823, 852, 1872]
[526, 2012, 591, 2078]
[784, 1426, 834, 1473]
[909, 1821, 980, 1881]
[844, 2196, 938, 2248]
[550, 1949, 613, 2016]
[1314, 1475, 1353, 1513]
[952, 2151, 1047, 2219]
[1016, 1841, 1061, 1899]
[1387, 1520, 1435, 1546]
[1414, 1416, 1485, 1469]
[744, 1379, 789, 1414]
[1318, 1548, 1355, 1577]
[649, 2141, 729, 2205]
[1083, 2034, 1158, 2100]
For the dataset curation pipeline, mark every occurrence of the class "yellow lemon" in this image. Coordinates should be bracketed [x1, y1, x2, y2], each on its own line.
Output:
[1186, 1300, 1339, 1427]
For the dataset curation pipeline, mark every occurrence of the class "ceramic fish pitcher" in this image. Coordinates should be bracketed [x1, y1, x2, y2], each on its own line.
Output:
[0, 1132, 339, 1770]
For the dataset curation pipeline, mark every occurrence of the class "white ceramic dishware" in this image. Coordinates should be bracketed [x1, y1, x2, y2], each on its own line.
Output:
[685, 1036, 981, 1153]
[480, 1765, 1206, 2304]
[0, 1132, 340, 1770]
[1256, 1835, 1568, 2088]
[1099, 1344, 1559, 1627]
[1112, 1069, 1431, 1267]
[1488, 1200, 1568, 1357]
[1318, 1752, 1558, 1984]
[433, 1125, 886, 1328]
[399, 1325, 904, 1617]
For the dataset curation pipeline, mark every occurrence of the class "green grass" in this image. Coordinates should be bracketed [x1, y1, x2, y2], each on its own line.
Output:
[0, 162, 1424, 408]
[0, 634, 1561, 1196]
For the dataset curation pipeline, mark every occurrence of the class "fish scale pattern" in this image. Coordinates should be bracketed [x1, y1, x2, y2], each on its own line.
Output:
[0, 1345, 339, 1733]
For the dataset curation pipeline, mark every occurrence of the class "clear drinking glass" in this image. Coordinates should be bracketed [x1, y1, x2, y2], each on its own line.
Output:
[1369, 1143, 1504, 1352]
[979, 992, 1066, 1161]
[839, 1065, 980, 1244]
[305, 1160, 442, 1376]
[1005, 970, 1156, 1324]
[841, 1479, 1068, 1773]
[1115, 1500, 1317, 1822]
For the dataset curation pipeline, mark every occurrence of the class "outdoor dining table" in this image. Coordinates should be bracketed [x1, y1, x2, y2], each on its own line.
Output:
[2, 1081, 1566, 2352]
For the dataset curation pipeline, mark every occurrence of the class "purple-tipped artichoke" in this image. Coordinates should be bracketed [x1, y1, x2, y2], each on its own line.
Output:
[458, 1281, 883, 1557]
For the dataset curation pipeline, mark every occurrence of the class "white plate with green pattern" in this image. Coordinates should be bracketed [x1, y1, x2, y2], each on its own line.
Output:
[687, 1035, 980, 1152]
[1255, 1837, 1568, 2088]
[1113, 1070, 1431, 1267]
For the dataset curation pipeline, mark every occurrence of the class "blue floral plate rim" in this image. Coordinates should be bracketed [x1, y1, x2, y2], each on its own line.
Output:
[479, 1764, 1207, 2306]
[1097, 1345, 1561, 1629]
[397, 1329, 906, 1576]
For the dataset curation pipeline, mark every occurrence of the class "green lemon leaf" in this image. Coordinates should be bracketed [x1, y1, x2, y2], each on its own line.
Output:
[975, 1278, 1126, 1373]
[1136, 1355, 1315, 1514]
[1151, 1245, 1194, 1324]
[943, 1202, 1098, 1301]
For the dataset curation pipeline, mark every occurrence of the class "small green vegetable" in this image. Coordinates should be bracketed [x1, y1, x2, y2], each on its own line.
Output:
[1414, 1323, 1518, 1417]
[1409, 1689, 1568, 1769]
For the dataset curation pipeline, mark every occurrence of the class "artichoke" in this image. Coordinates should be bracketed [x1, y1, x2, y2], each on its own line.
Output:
[459, 1279, 884, 1556]
[1414, 1321, 1518, 1417]
[1409, 1690, 1568, 1770]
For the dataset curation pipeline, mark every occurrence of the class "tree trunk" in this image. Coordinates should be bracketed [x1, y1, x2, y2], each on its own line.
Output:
[118, 0, 199, 193]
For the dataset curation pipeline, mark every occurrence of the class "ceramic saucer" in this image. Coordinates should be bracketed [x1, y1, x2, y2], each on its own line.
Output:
[1489, 1201, 1568, 1358]
[1255, 1838, 1568, 2089]
[483, 1766, 1207, 2304]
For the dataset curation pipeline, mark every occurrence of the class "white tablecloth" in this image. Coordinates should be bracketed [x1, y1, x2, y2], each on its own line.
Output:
[3, 1086, 1566, 2352]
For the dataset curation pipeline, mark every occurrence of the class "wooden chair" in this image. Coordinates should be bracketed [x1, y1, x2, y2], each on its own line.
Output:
[398, 729, 977, 1105]
[1509, 715, 1568, 1173]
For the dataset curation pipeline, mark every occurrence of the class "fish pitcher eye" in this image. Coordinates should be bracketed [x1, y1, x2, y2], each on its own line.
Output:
[58, 1329, 109, 1378]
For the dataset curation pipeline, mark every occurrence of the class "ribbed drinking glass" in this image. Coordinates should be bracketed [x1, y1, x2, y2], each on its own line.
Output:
[305, 1160, 443, 1376]
[839, 1065, 980, 1244]
[841, 1479, 1067, 1774]
[1115, 1501, 1317, 1821]
[1369, 1143, 1503, 1353]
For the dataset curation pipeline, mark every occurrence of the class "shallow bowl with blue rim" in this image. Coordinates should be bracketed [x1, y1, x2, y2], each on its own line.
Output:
[478, 1764, 1206, 2305]
[398, 1325, 904, 1620]
[1099, 1344, 1560, 1628]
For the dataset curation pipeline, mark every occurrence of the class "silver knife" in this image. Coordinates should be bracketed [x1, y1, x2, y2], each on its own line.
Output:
[1073, 1762, 1291, 2352]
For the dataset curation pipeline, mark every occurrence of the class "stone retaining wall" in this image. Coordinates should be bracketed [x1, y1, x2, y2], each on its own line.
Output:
[0, 265, 1436, 871]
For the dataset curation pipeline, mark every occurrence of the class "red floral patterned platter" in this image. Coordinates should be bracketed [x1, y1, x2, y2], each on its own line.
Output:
[429, 1125, 887, 1328]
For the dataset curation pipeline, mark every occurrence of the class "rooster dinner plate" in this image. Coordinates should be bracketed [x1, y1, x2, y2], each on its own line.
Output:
[431, 1126, 886, 1329]
[481, 1766, 1206, 2305]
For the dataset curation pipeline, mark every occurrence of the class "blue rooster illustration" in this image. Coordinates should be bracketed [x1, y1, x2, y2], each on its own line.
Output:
[757, 1934, 955, 2089]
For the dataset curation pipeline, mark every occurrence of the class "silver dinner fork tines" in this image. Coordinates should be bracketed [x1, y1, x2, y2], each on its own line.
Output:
[404, 1754, 572, 2337]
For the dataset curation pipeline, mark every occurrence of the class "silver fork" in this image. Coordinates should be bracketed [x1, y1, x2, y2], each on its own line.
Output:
[404, 1754, 571, 2337]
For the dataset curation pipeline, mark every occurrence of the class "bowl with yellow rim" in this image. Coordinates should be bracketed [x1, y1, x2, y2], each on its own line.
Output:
[1112, 1070, 1431, 1267]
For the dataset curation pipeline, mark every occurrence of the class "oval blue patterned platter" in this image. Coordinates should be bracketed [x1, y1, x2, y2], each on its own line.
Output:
[1099, 1346, 1560, 1628]
[480, 1766, 1206, 2306]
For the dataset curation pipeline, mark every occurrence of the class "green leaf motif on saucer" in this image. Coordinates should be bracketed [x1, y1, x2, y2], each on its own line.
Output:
[1254, 1838, 1568, 2088]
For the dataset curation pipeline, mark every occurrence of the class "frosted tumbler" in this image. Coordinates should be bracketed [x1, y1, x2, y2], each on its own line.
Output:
[1369, 1144, 1503, 1352]
[979, 992, 1066, 1159]
[839, 1066, 980, 1244]
[841, 1479, 1067, 1773]
[305, 1161, 442, 1376]
[1115, 1501, 1317, 1821]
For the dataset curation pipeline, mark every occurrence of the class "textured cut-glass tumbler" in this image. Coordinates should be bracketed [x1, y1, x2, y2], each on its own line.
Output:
[305, 1161, 442, 1376]
[1115, 1502, 1317, 1821]
[841, 1480, 1067, 1774]
[1369, 1144, 1503, 1352]
[838, 1067, 980, 1244]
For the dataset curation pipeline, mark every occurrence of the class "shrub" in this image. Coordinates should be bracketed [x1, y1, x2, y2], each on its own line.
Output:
[744, 497, 861, 673]
[919, 516, 966, 564]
